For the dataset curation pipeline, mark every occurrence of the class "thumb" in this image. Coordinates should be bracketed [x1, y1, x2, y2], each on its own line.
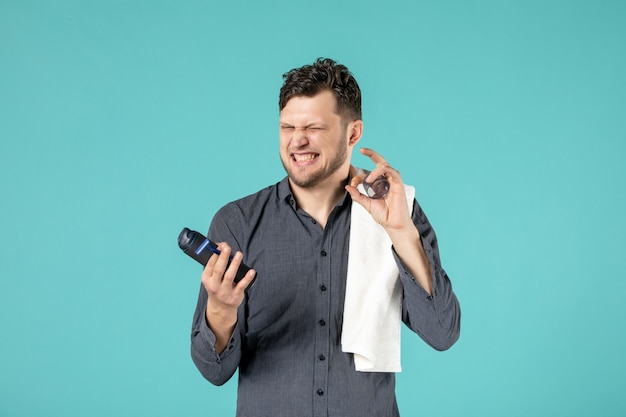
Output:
[345, 184, 371, 210]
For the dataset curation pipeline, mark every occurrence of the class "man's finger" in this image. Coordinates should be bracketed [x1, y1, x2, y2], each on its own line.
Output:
[360, 147, 386, 164]
[234, 269, 257, 292]
[222, 250, 244, 285]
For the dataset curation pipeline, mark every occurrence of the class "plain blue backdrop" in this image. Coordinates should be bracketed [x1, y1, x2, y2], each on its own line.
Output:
[1, 1, 625, 416]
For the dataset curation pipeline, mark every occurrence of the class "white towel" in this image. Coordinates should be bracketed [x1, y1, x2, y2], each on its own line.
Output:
[341, 170, 415, 372]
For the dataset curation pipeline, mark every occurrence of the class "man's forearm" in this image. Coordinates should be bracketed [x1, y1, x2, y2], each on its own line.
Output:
[190, 287, 241, 386]
[387, 225, 433, 296]
[206, 300, 238, 354]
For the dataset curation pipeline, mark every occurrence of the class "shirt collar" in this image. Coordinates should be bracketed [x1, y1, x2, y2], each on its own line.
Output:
[277, 176, 353, 210]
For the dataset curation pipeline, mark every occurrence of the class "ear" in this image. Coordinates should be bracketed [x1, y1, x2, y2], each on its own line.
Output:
[347, 119, 363, 147]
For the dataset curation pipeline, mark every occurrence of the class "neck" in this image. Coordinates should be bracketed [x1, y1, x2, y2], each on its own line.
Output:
[289, 170, 350, 229]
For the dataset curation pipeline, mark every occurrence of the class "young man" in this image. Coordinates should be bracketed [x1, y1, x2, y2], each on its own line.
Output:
[191, 58, 461, 417]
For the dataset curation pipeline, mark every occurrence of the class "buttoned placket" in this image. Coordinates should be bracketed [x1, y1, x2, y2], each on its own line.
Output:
[313, 205, 343, 417]
[290, 193, 347, 417]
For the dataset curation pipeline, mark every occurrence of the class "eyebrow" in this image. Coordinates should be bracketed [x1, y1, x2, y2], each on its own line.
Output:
[279, 122, 328, 129]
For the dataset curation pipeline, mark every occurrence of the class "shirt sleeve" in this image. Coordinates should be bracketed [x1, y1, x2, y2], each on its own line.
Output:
[395, 199, 461, 351]
[189, 204, 245, 386]
[190, 283, 242, 386]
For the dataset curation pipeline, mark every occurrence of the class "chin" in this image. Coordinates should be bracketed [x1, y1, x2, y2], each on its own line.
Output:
[289, 174, 318, 189]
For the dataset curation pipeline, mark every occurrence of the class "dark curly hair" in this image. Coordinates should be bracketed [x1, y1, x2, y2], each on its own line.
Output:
[279, 58, 362, 122]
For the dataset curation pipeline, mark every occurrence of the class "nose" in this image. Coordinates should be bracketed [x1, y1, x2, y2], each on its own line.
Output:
[291, 127, 309, 147]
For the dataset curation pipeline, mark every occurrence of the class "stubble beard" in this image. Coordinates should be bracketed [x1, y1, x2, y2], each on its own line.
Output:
[281, 140, 348, 189]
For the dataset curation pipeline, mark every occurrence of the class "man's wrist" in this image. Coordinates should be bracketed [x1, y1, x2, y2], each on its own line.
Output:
[385, 222, 421, 251]
[206, 302, 237, 330]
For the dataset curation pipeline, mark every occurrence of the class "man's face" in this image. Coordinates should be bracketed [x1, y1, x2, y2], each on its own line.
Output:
[279, 90, 355, 189]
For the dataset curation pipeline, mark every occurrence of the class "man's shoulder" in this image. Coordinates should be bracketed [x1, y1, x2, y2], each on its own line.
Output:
[209, 179, 287, 240]
[216, 179, 286, 217]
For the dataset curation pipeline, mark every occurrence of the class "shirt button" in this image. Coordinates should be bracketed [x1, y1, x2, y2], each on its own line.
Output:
[320, 250, 327, 257]
[317, 389, 324, 396]
[311, 219, 317, 224]
[320, 284, 327, 292]
[319, 319, 326, 326]
[319, 354, 326, 361]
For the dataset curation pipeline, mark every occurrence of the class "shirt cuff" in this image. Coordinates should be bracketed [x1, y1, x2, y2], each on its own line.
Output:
[198, 315, 241, 362]
[391, 242, 441, 300]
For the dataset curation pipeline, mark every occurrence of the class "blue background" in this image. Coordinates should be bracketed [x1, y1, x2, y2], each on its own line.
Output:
[1, 1, 625, 416]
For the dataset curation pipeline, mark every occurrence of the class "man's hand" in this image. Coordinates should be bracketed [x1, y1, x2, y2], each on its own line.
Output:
[345, 148, 414, 233]
[345, 147, 433, 295]
[201, 242, 256, 353]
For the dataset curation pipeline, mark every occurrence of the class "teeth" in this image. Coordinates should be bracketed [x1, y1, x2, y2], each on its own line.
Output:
[294, 154, 317, 162]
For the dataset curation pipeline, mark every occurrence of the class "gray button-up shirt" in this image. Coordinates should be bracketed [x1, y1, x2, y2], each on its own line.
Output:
[191, 177, 460, 417]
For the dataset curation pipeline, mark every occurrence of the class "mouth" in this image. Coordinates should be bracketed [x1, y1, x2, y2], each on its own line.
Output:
[292, 153, 319, 164]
